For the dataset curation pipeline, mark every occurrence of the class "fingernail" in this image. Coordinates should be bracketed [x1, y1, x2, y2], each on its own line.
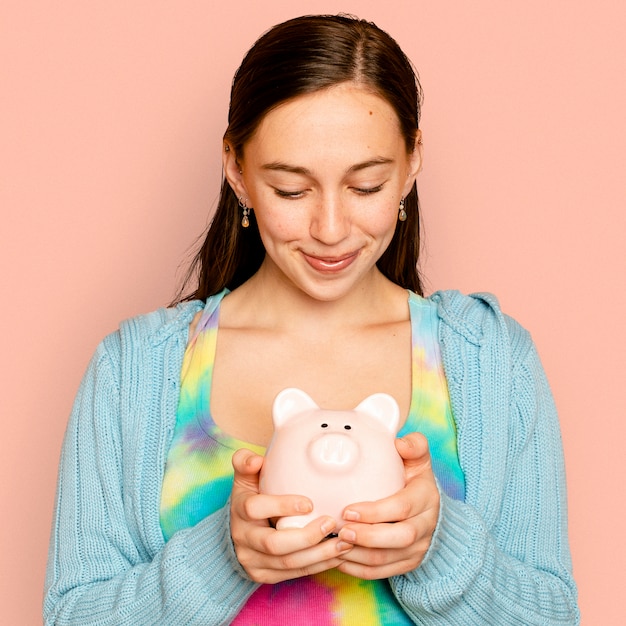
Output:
[320, 518, 335, 535]
[296, 500, 313, 513]
[343, 509, 360, 521]
[337, 541, 352, 552]
[339, 528, 356, 542]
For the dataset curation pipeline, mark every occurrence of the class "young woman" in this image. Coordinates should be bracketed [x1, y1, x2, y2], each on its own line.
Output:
[44, 15, 579, 625]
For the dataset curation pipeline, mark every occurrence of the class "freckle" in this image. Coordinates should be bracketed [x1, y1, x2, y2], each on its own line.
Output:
[369, 110, 373, 115]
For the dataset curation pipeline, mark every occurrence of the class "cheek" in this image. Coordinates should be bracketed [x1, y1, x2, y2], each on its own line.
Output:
[360, 203, 399, 237]
[256, 211, 300, 242]
[249, 190, 297, 235]
[255, 202, 312, 244]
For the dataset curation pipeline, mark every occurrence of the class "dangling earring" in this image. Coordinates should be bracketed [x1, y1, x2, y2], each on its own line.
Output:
[398, 198, 407, 222]
[238, 196, 250, 228]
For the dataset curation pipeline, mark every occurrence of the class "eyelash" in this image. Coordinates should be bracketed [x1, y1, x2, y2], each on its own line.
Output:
[354, 184, 384, 195]
[273, 184, 385, 199]
[274, 189, 304, 199]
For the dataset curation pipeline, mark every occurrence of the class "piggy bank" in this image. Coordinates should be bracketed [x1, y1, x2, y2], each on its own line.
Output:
[259, 387, 405, 530]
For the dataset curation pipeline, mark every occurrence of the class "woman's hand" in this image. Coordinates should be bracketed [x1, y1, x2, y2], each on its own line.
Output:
[230, 448, 352, 584]
[335, 432, 440, 580]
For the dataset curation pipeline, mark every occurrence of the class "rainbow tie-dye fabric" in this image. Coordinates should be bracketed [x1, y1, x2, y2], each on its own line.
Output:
[160, 290, 465, 624]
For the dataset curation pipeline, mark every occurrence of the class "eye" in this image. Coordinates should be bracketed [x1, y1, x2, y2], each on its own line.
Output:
[274, 188, 306, 199]
[352, 183, 385, 195]
[321, 423, 328, 428]
[344, 425, 352, 430]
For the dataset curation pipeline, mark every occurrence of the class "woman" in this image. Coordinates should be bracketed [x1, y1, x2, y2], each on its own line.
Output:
[44, 15, 579, 625]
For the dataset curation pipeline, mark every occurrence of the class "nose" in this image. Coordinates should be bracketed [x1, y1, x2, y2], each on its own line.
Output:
[309, 194, 350, 245]
[307, 433, 359, 473]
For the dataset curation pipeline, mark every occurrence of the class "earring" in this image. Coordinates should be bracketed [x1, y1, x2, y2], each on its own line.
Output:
[238, 196, 250, 228]
[398, 198, 407, 222]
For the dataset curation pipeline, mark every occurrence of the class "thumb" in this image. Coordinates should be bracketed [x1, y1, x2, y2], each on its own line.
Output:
[232, 448, 264, 491]
[395, 432, 434, 482]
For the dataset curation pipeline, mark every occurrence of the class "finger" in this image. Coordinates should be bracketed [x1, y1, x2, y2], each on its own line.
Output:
[231, 449, 316, 521]
[232, 447, 264, 478]
[338, 515, 435, 551]
[231, 448, 265, 499]
[338, 543, 415, 566]
[245, 550, 349, 584]
[336, 553, 421, 581]
[342, 476, 438, 525]
[395, 432, 433, 480]
[231, 449, 313, 520]
[234, 491, 315, 523]
[240, 516, 338, 556]
[336, 521, 433, 579]
[235, 527, 353, 584]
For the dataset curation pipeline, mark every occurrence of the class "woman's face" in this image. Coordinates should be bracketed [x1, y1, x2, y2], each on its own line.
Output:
[224, 82, 422, 302]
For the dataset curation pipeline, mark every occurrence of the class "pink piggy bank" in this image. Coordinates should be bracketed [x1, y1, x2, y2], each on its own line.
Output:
[259, 387, 405, 530]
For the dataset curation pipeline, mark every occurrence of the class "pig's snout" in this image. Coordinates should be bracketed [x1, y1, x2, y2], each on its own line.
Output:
[308, 433, 359, 472]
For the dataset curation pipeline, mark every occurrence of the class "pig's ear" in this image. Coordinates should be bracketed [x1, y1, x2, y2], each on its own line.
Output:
[354, 393, 400, 433]
[272, 387, 319, 428]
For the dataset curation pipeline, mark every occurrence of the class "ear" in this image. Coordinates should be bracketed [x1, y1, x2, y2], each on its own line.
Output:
[272, 388, 320, 428]
[401, 129, 423, 197]
[222, 142, 250, 202]
[354, 393, 400, 434]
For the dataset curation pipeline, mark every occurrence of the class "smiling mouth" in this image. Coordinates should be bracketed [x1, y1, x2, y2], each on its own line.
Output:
[302, 251, 359, 273]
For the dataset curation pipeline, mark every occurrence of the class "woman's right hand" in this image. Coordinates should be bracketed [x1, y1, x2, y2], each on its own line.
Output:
[230, 448, 353, 584]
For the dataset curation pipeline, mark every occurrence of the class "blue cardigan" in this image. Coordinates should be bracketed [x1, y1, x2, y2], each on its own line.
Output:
[44, 291, 579, 625]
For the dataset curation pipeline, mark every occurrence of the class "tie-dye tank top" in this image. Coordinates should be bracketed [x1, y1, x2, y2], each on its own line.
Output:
[160, 290, 465, 625]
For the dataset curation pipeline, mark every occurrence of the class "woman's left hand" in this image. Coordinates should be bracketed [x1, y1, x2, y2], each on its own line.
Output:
[335, 431, 440, 579]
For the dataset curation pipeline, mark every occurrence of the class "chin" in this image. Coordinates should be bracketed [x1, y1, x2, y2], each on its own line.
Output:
[295, 274, 371, 303]
[270, 255, 379, 302]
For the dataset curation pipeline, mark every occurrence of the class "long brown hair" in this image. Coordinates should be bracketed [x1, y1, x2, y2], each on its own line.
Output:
[174, 15, 424, 303]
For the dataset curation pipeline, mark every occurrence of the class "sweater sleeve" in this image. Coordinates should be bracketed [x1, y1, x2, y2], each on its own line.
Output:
[44, 338, 258, 625]
[390, 316, 579, 624]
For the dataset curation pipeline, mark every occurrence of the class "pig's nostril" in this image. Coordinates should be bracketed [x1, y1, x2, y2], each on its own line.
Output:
[344, 425, 351, 430]
[321, 423, 328, 428]
[309, 432, 359, 470]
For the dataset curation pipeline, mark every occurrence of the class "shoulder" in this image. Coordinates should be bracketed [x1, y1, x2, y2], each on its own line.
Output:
[97, 300, 205, 370]
[427, 290, 532, 358]
[78, 300, 206, 427]
[119, 300, 205, 345]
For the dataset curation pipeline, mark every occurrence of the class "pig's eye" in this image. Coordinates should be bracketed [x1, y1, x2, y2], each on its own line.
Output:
[321, 423, 328, 428]
[344, 425, 352, 430]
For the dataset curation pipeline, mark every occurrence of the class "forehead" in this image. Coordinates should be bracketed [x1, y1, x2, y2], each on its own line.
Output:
[242, 83, 406, 165]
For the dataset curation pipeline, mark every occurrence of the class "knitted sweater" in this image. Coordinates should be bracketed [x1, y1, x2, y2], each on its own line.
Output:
[44, 291, 579, 625]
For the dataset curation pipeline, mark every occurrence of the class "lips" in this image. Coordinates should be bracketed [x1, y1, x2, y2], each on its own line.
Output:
[302, 251, 359, 273]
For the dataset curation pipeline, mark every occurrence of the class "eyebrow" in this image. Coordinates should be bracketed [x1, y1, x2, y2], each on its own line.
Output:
[261, 157, 394, 176]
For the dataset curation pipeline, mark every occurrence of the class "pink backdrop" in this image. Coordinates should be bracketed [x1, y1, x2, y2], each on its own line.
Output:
[2, 2, 624, 624]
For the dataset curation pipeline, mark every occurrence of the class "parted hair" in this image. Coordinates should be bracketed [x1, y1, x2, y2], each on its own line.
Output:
[174, 14, 424, 303]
